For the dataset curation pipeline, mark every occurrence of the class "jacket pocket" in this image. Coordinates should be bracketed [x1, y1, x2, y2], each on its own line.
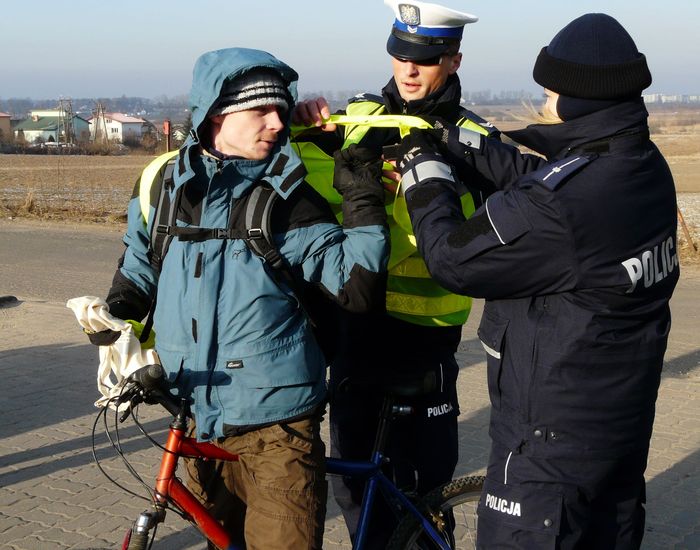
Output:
[477, 476, 562, 547]
[477, 313, 509, 410]
[222, 333, 325, 389]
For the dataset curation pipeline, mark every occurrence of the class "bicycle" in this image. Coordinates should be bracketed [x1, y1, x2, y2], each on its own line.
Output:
[94, 364, 484, 549]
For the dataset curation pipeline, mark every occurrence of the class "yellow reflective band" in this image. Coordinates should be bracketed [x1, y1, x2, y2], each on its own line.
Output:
[389, 256, 432, 278]
[138, 150, 179, 222]
[385, 291, 471, 316]
[291, 113, 433, 138]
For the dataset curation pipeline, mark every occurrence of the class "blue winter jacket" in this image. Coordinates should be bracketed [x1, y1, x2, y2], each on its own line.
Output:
[108, 48, 389, 440]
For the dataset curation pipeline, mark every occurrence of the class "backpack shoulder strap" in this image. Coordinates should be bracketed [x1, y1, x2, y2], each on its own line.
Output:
[243, 185, 289, 274]
[148, 156, 181, 272]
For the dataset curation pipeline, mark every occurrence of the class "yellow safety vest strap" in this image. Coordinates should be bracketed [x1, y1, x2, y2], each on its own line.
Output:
[456, 116, 491, 136]
[291, 113, 433, 139]
[138, 150, 179, 221]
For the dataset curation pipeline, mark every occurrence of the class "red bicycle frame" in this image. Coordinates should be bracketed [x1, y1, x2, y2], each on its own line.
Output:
[130, 418, 242, 550]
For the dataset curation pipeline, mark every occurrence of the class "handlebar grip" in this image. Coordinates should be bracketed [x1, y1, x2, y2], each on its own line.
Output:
[130, 364, 165, 391]
[128, 364, 186, 419]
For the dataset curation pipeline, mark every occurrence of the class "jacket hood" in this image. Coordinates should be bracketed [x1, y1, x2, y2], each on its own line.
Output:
[505, 97, 649, 160]
[189, 47, 299, 134]
[175, 48, 305, 199]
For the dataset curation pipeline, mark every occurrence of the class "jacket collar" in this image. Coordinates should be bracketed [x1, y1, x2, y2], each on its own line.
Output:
[174, 128, 306, 200]
[505, 98, 649, 160]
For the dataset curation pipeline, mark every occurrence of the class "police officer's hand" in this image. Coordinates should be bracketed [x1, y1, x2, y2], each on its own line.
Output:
[292, 98, 337, 132]
[397, 128, 443, 175]
[333, 144, 387, 228]
[423, 117, 484, 160]
[398, 129, 456, 196]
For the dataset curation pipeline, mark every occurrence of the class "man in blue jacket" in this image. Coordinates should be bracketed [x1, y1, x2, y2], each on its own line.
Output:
[88, 47, 389, 550]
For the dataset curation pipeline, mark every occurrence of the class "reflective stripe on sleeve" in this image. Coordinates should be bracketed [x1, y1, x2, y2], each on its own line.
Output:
[402, 159, 455, 193]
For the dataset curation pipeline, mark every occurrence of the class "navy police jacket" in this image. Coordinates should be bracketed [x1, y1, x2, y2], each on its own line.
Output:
[405, 99, 678, 458]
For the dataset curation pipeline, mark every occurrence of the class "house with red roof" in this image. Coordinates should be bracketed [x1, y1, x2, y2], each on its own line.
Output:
[89, 112, 149, 143]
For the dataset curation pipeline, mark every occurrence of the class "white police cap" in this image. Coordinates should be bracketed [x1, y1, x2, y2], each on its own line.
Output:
[384, 0, 478, 61]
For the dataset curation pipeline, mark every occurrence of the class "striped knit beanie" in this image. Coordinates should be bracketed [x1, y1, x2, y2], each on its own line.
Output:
[210, 68, 289, 116]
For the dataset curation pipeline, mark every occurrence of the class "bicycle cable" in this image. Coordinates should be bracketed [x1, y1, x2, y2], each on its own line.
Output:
[91, 384, 201, 523]
[91, 399, 151, 501]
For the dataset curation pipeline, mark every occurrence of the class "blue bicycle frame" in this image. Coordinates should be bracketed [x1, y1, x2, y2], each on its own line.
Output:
[326, 452, 451, 550]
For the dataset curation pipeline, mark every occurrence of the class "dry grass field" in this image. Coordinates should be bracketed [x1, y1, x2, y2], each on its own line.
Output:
[1, 105, 698, 261]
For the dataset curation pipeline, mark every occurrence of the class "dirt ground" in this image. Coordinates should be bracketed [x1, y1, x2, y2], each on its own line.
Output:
[0, 105, 698, 251]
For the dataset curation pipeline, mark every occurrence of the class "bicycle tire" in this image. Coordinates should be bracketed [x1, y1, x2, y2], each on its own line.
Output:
[386, 475, 484, 550]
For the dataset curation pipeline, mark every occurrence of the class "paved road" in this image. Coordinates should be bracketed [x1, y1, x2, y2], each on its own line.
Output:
[1, 219, 698, 549]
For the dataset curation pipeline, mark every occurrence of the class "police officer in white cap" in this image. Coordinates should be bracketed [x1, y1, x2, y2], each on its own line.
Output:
[293, 2, 499, 548]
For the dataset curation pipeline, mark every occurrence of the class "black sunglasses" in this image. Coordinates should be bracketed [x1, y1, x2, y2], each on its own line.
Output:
[394, 55, 443, 66]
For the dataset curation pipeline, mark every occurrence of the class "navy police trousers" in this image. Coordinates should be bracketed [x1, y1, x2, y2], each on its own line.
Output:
[477, 442, 648, 549]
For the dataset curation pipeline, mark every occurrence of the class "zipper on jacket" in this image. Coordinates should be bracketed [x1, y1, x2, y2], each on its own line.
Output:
[525, 295, 549, 424]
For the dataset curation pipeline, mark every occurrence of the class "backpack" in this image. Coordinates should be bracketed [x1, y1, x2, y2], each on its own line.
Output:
[139, 152, 337, 362]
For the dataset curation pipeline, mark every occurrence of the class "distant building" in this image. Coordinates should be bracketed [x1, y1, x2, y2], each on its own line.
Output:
[643, 93, 700, 104]
[13, 109, 90, 144]
[89, 112, 148, 143]
[0, 112, 11, 142]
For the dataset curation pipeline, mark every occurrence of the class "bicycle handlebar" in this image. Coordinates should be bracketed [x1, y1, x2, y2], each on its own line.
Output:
[124, 364, 185, 418]
[130, 364, 166, 391]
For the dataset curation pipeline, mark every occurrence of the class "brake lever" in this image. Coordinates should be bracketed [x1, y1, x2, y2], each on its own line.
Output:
[117, 384, 143, 423]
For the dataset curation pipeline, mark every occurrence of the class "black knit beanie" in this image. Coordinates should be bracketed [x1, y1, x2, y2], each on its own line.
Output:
[533, 13, 652, 101]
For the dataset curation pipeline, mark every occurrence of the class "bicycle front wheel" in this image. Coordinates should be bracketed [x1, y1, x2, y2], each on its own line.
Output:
[386, 475, 484, 550]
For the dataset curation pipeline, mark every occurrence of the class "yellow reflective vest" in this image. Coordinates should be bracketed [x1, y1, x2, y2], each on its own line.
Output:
[292, 100, 490, 327]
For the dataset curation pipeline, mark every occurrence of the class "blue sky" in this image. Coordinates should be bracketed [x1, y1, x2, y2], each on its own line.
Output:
[3, 0, 698, 100]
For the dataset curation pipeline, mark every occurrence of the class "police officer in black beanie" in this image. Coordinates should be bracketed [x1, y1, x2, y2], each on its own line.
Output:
[396, 13, 678, 549]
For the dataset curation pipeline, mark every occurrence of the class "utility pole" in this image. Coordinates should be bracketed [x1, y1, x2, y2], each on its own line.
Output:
[57, 98, 75, 145]
[163, 119, 171, 152]
[93, 102, 109, 145]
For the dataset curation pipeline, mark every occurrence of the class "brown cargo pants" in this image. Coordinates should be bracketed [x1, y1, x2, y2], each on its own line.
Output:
[185, 414, 327, 550]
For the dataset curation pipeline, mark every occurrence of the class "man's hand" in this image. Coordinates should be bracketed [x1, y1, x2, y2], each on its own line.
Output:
[333, 144, 383, 198]
[292, 97, 337, 132]
[332, 144, 387, 228]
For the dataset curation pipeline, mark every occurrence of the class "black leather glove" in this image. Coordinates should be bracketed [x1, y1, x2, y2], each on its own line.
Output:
[333, 144, 387, 228]
[398, 128, 457, 196]
[85, 328, 121, 346]
[397, 127, 442, 172]
[425, 117, 484, 160]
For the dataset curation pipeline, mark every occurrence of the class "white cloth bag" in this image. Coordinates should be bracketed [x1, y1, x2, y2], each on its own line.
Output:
[66, 296, 160, 410]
